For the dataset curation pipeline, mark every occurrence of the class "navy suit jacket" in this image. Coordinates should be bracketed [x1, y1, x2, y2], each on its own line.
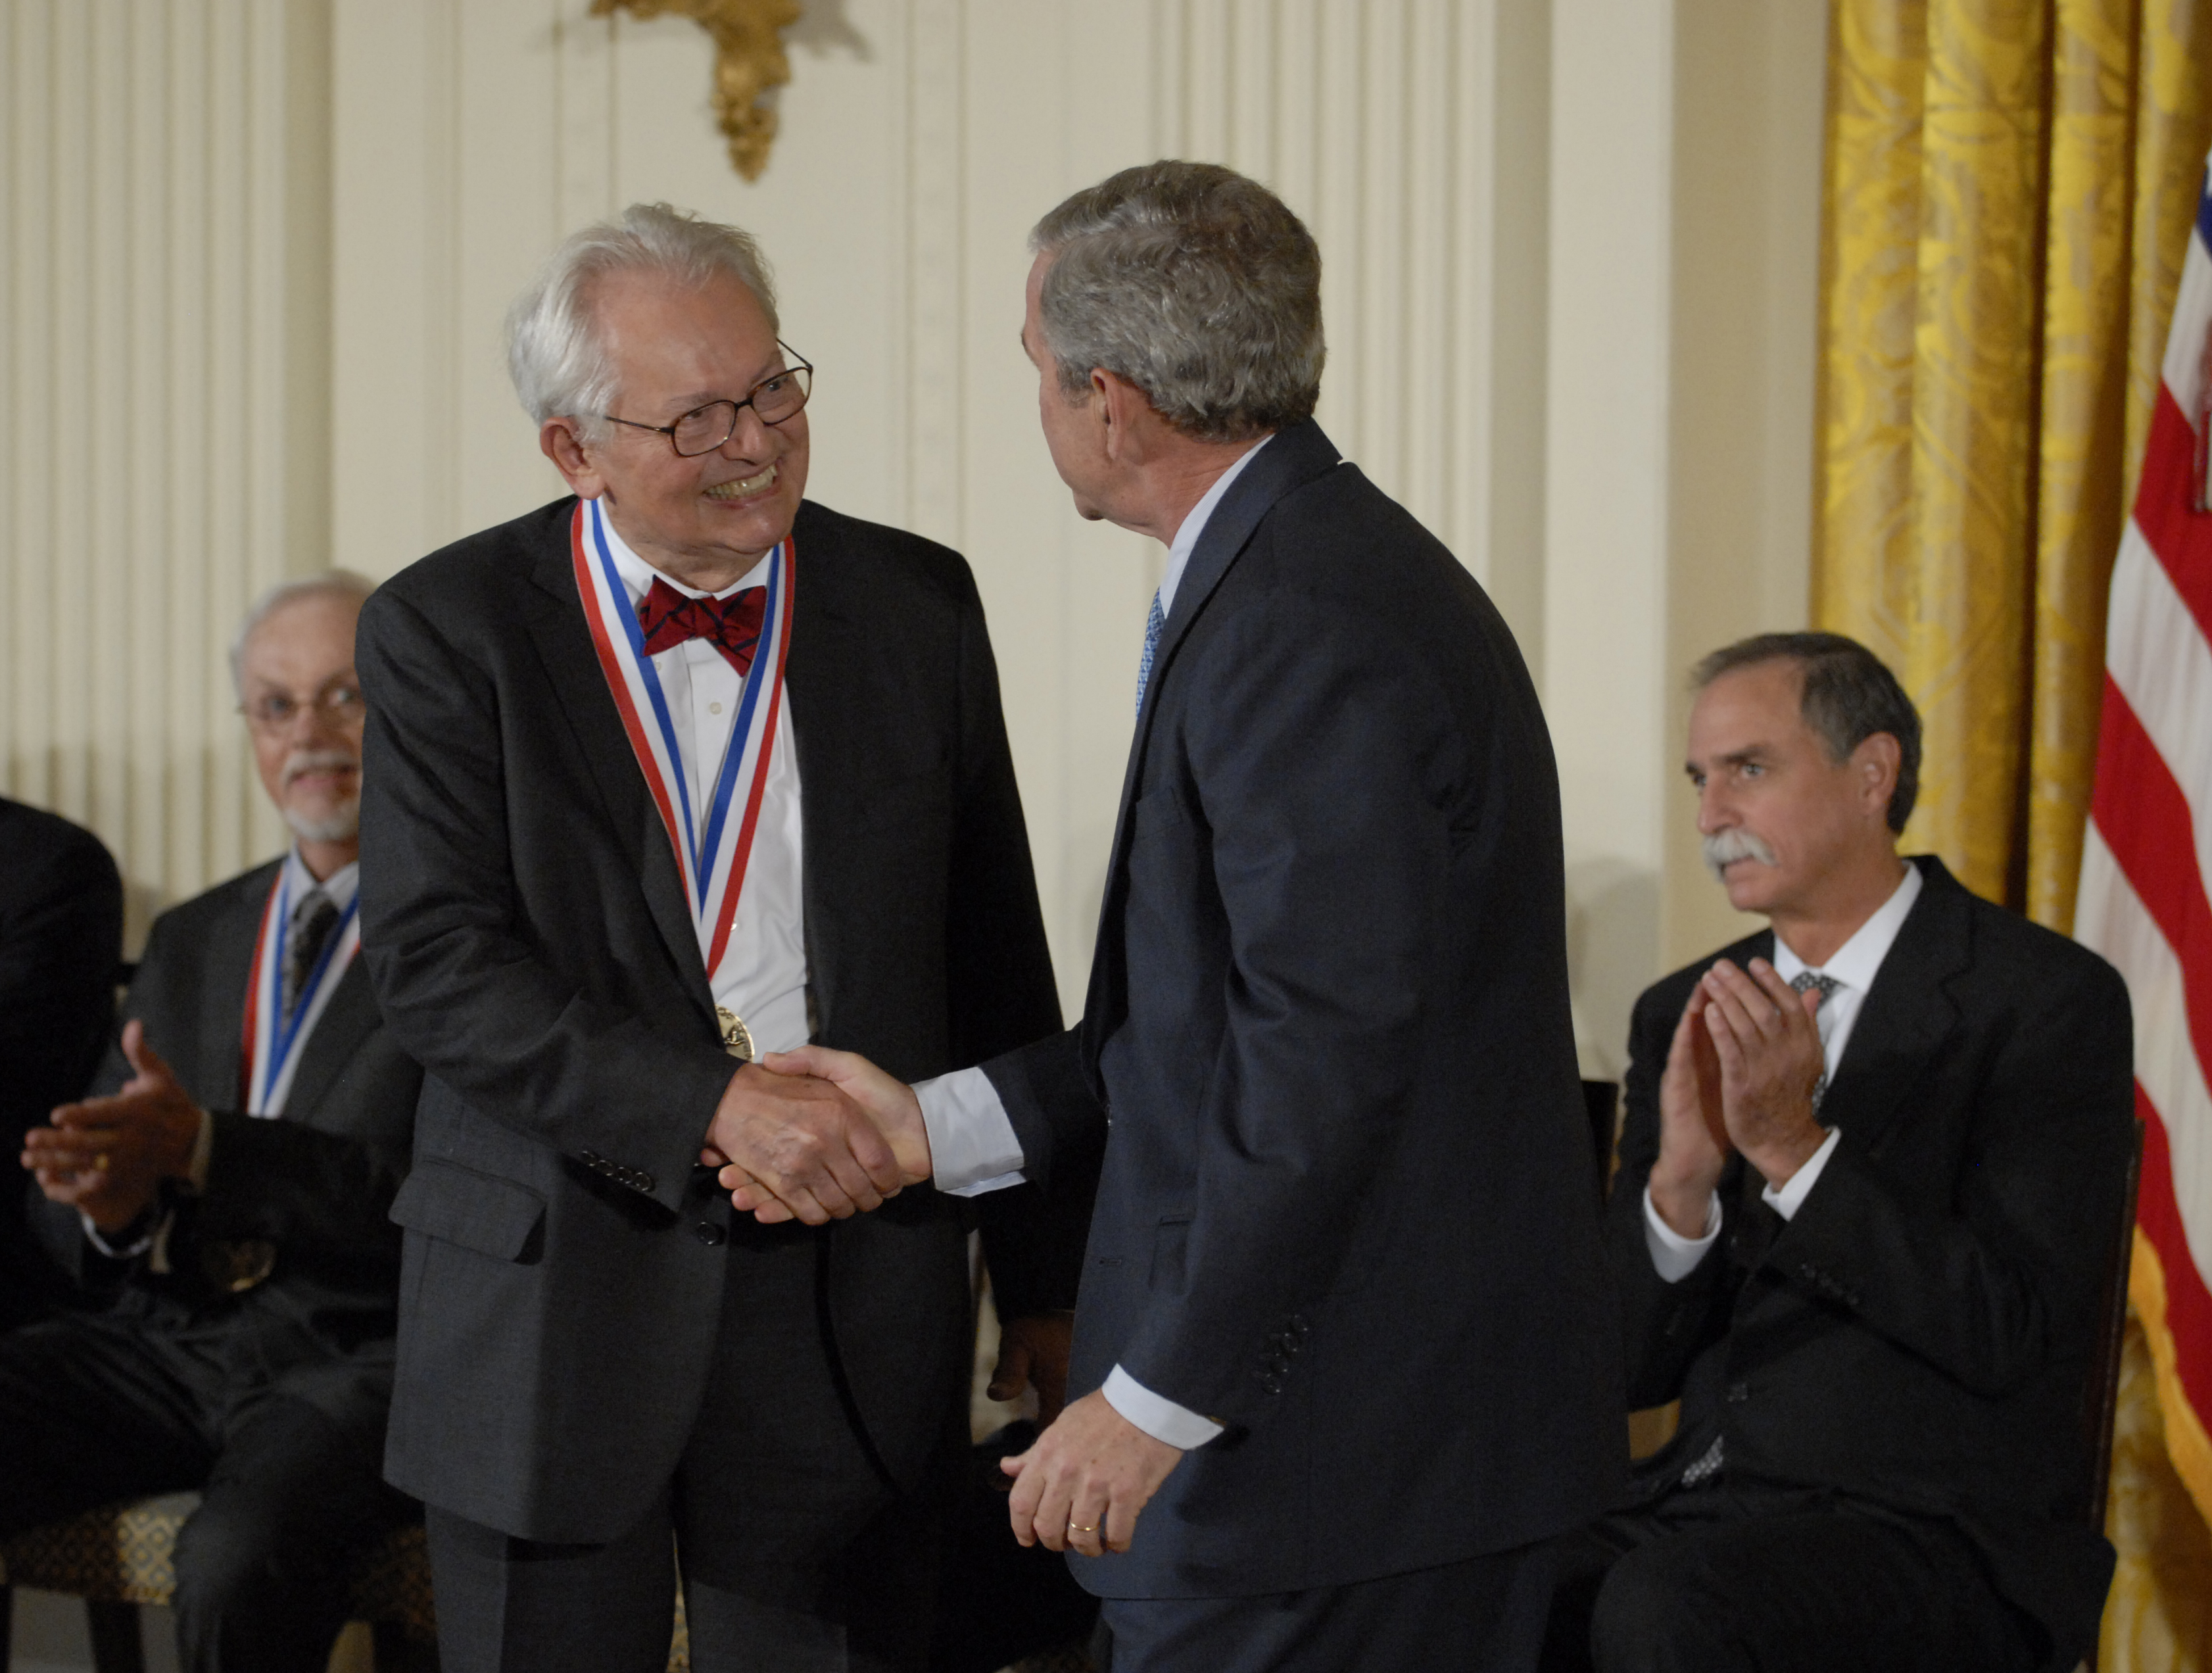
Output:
[985, 420, 1623, 1599]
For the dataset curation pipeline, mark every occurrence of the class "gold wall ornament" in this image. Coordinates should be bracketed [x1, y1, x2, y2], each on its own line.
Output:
[592, 0, 802, 182]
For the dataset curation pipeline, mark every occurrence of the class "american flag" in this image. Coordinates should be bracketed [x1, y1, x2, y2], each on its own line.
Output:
[2075, 147, 2212, 1514]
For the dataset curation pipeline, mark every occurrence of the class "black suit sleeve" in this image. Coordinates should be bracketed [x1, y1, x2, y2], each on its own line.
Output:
[978, 1029, 1105, 1317]
[187, 1110, 408, 1269]
[1771, 956, 2134, 1397]
[0, 813, 122, 1152]
[356, 588, 733, 1213]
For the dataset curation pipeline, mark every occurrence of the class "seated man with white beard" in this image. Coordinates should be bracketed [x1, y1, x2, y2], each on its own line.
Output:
[2, 573, 421, 1673]
[1541, 632, 2134, 1673]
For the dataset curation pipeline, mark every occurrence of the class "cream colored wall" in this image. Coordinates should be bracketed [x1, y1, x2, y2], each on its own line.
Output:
[3, 0, 1823, 1068]
[2, 0, 331, 945]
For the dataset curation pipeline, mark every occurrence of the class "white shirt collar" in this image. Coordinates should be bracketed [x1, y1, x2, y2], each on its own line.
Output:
[1771, 860, 1923, 994]
[282, 846, 359, 912]
[594, 501, 773, 606]
[1157, 436, 1272, 620]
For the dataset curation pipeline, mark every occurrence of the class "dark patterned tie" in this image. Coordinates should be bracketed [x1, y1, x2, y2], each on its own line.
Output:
[1677, 968, 1844, 1493]
[283, 890, 341, 1017]
[637, 578, 767, 676]
[1791, 970, 1842, 1110]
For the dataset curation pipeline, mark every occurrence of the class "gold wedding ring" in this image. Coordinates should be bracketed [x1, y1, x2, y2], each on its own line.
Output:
[1068, 1520, 1098, 1534]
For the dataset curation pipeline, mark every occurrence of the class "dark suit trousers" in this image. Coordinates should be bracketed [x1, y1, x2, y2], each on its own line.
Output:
[1096, 1541, 1554, 1673]
[1537, 1482, 2042, 1673]
[427, 1217, 946, 1673]
[0, 1312, 406, 1673]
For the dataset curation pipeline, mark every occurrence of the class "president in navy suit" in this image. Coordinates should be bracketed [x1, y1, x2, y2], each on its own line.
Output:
[747, 162, 1622, 1673]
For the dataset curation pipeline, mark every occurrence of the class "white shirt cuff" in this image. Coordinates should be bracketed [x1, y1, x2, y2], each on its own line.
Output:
[1761, 1126, 1839, 1221]
[911, 1066, 1027, 1197]
[1102, 1365, 1223, 1449]
[1643, 1184, 1722, 1282]
[81, 1211, 158, 1259]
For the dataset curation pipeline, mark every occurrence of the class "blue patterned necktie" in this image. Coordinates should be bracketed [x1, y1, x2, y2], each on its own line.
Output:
[1134, 589, 1165, 717]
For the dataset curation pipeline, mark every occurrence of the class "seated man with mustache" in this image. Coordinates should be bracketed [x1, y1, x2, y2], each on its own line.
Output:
[1541, 633, 2134, 1673]
[3, 573, 420, 1673]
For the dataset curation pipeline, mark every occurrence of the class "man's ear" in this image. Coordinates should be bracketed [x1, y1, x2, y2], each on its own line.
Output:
[541, 419, 606, 499]
[1094, 368, 1156, 464]
[1852, 732, 1902, 823]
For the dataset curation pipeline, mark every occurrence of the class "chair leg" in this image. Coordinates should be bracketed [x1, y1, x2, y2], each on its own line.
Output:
[84, 1600, 145, 1673]
[1, 1582, 14, 1673]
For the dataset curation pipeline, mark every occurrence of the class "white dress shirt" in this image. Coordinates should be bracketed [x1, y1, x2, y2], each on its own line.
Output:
[911, 435, 1273, 1451]
[1644, 861, 1925, 1280]
[601, 516, 811, 1056]
[86, 849, 362, 1260]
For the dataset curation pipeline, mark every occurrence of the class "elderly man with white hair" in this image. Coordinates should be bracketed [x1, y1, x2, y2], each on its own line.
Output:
[354, 203, 1076, 1673]
[3, 571, 421, 1673]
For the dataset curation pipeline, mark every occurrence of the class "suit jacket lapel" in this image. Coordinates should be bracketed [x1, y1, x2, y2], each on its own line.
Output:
[199, 863, 276, 1112]
[1815, 857, 1971, 1157]
[1080, 421, 1345, 1058]
[278, 959, 379, 1126]
[523, 508, 711, 1010]
[781, 514, 869, 1041]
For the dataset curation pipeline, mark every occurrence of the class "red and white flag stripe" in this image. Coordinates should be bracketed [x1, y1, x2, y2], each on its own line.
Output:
[2075, 147, 2212, 1516]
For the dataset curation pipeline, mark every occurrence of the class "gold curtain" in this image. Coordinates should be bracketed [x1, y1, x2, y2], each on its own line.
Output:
[1813, 0, 2212, 1664]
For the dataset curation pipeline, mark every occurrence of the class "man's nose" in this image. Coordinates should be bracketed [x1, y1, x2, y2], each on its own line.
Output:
[1695, 782, 1731, 836]
[717, 404, 774, 460]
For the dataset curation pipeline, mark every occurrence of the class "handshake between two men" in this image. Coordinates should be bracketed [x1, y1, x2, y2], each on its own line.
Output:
[706, 1047, 1177, 1564]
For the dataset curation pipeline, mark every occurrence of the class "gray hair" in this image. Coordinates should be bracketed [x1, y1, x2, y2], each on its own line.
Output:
[229, 571, 375, 696]
[1693, 631, 1923, 833]
[506, 202, 779, 444]
[1028, 161, 1324, 443]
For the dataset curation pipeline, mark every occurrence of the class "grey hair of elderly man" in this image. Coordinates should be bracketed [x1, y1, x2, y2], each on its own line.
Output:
[503, 201, 779, 449]
[1028, 160, 1326, 443]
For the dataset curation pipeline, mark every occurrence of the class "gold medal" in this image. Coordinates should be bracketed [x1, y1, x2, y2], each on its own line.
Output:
[717, 1005, 756, 1063]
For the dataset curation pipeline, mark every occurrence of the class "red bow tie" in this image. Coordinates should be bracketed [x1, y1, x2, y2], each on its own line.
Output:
[637, 578, 767, 676]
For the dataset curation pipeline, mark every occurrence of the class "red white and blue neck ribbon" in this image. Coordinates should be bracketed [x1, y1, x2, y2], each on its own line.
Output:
[570, 497, 796, 986]
[237, 868, 361, 1117]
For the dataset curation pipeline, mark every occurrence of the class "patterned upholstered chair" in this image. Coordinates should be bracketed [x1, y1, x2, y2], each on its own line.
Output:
[0, 1493, 437, 1672]
[0, 1496, 1084, 1673]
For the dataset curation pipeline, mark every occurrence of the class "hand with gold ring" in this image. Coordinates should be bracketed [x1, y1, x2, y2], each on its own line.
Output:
[22, 1021, 204, 1235]
[1004, 1388, 1184, 1558]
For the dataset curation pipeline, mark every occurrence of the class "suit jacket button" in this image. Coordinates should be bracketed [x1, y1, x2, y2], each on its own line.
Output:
[637, 1173, 655, 1192]
[1726, 1381, 1750, 1403]
[1257, 1372, 1284, 1395]
[694, 1222, 727, 1247]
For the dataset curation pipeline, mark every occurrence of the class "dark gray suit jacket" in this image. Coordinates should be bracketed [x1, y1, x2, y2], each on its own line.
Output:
[1611, 857, 2133, 1669]
[33, 860, 420, 1430]
[984, 420, 1623, 1600]
[356, 497, 1072, 1544]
